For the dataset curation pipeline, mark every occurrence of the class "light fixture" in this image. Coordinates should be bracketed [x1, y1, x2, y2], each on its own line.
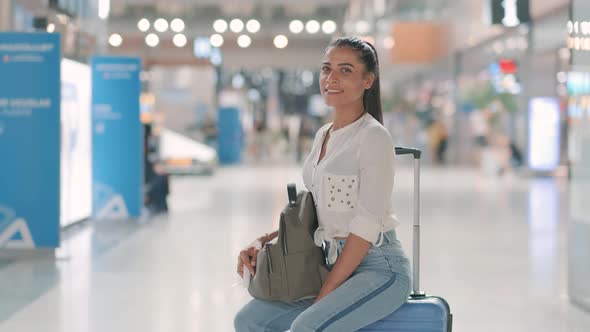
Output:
[108, 33, 123, 47]
[230, 19, 244, 33]
[210, 47, 222, 66]
[171, 18, 185, 33]
[145, 33, 159, 47]
[301, 70, 314, 87]
[355, 20, 370, 34]
[273, 35, 288, 49]
[559, 47, 571, 59]
[321, 20, 337, 34]
[232, 74, 245, 89]
[138, 18, 150, 32]
[383, 36, 395, 49]
[237, 34, 251, 48]
[154, 18, 169, 32]
[98, 0, 110, 20]
[210, 34, 224, 47]
[213, 19, 228, 33]
[173, 34, 187, 47]
[47, 23, 56, 33]
[289, 20, 304, 34]
[194, 37, 211, 58]
[360, 35, 375, 46]
[246, 19, 260, 33]
[305, 20, 320, 34]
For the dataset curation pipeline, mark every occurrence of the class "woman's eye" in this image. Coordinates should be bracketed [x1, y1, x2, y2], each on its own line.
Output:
[341, 68, 351, 73]
[321, 66, 330, 73]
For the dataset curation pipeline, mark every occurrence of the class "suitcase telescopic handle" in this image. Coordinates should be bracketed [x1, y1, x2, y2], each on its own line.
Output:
[394, 147, 422, 159]
[394, 147, 425, 298]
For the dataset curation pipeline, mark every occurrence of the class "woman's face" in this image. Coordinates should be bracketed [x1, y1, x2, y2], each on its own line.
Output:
[319, 46, 374, 108]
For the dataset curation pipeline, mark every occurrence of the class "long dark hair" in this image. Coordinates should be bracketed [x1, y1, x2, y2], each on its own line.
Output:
[327, 37, 383, 124]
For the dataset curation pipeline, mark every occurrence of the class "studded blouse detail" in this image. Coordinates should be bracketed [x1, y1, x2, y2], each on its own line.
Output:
[302, 112, 399, 264]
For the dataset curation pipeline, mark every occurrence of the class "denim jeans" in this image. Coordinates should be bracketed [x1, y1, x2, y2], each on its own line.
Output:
[234, 230, 411, 332]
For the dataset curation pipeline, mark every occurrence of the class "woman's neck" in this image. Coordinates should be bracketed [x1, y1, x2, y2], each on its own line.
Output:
[331, 101, 365, 131]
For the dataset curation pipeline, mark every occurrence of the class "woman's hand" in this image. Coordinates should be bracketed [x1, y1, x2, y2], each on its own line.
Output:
[236, 245, 260, 278]
[236, 231, 278, 278]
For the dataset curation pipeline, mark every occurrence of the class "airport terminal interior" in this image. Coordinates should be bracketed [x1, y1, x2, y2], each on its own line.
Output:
[1, 0, 590, 331]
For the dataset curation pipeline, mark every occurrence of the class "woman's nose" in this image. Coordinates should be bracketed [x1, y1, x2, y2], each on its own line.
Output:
[326, 71, 338, 83]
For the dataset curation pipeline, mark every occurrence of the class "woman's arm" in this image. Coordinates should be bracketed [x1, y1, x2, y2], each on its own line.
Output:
[314, 233, 371, 303]
[258, 230, 278, 245]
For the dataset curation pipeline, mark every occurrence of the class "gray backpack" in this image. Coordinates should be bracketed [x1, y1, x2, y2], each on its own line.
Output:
[248, 184, 329, 302]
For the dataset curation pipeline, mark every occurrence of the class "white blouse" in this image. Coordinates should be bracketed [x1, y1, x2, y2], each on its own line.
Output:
[302, 112, 399, 264]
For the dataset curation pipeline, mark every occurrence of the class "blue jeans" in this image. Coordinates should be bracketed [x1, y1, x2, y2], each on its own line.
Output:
[234, 230, 411, 332]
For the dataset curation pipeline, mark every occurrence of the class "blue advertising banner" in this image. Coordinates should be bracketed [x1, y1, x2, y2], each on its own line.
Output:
[217, 106, 243, 164]
[0, 33, 61, 248]
[92, 57, 142, 219]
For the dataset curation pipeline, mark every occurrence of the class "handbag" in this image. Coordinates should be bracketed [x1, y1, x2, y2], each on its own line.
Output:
[248, 183, 329, 302]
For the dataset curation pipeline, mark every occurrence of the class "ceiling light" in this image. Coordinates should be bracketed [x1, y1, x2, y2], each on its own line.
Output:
[98, 0, 110, 20]
[170, 18, 185, 33]
[289, 20, 304, 34]
[559, 47, 570, 59]
[210, 47, 222, 66]
[210, 34, 224, 47]
[138, 18, 150, 32]
[46, 23, 55, 33]
[383, 36, 395, 49]
[154, 18, 168, 32]
[194, 38, 211, 58]
[305, 20, 320, 34]
[273, 35, 288, 49]
[356, 20, 370, 34]
[213, 19, 228, 33]
[321, 20, 337, 34]
[173, 34, 187, 47]
[232, 74, 245, 89]
[145, 33, 159, 47]
[246, 19, 260, 33]
[361, 35, 375, 45]
[230, 19, 244, 33]
[108, 33, 122, 47]
[302, 70, 314, 87]
[237, 35, 251, 48]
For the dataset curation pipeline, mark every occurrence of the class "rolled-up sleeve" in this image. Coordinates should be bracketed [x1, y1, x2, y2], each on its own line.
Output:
[348, 127, 395, 244]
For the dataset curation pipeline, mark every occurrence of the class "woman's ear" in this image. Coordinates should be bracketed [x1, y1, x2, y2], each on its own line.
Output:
[364, 72, 375, 90]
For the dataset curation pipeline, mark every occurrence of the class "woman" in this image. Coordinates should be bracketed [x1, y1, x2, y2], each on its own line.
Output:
[235, 37, 411, 332]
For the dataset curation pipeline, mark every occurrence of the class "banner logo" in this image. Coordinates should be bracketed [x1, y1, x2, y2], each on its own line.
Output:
[0, 206, 35, 248]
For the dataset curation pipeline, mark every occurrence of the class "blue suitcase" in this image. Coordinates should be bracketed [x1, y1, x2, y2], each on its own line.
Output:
[359, 148, 453, 332]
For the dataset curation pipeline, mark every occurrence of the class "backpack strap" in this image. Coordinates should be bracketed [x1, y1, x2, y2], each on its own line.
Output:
[287, 183, 297, 207]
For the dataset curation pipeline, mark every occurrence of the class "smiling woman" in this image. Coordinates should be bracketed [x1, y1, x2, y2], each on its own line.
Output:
[234, 37, 411, 332]
[320, 38, 382, 128]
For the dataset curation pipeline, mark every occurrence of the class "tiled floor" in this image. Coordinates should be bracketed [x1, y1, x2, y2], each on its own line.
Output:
[1, 165, 589, 332]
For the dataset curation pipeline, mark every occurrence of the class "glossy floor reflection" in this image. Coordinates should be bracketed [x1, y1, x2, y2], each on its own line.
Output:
[1, 165, 589, 332]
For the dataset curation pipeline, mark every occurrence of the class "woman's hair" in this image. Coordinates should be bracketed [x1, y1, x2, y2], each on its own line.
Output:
[327, 37, 383, 124]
